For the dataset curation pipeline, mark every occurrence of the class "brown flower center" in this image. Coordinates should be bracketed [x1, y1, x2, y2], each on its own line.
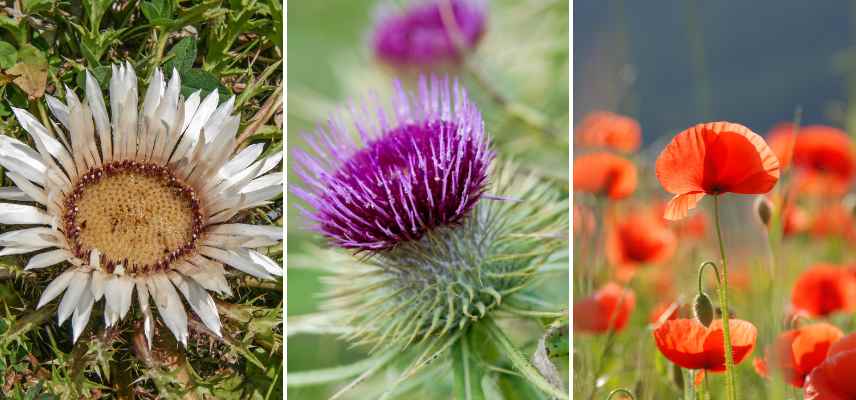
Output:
[63, 161, 203, 274]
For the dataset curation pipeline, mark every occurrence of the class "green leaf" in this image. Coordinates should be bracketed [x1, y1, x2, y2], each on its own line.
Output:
[141, 0, 175, 26]
[165, 36, 197, 73]
[0, 41, 16, 69]
[22, 0, 52, 13]
[180, 68, 229, 100]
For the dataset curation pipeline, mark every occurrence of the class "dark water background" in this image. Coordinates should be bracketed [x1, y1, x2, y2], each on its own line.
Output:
[574, 0, 853, 144]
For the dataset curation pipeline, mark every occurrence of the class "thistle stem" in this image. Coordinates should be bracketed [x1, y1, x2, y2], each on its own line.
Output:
[452, 334, 486, 400]
[483, 316, 568, 400]
[712, 196, 737, 400]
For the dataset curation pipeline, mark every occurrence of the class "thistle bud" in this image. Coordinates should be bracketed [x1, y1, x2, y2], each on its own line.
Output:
[754, 195, 773, 227]
[693, 292, 715, 327]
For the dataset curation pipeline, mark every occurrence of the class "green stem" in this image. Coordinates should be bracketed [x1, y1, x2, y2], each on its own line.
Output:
[713, 196, 737, 400]
[452, 334, 485, 400]
[483, 317, 568, 400]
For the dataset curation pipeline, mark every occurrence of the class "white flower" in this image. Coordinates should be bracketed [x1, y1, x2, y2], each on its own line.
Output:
[1, 62, 283, 347]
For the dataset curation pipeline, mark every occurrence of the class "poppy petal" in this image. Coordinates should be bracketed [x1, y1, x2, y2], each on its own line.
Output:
[702, 124, 780, 194]
[664, 192, 706, 221]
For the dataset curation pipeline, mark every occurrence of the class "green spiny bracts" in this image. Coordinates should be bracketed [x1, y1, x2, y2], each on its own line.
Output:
[321, 161, 568, 351]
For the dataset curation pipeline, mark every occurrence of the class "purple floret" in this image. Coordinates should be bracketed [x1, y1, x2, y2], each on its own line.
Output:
[294, 76, 492, 251]
[372, 0, 486, 66]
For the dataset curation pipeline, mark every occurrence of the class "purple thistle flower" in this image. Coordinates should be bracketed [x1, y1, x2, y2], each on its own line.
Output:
[372, 0, 486, 67]
[294, 76, 493, 251]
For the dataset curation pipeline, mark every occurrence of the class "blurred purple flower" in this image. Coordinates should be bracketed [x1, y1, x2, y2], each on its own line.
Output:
[294, 76, 492, 251]
[372, 0, 486, 67]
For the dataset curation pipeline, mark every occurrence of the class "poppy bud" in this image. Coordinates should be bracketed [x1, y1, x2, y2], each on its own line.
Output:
[754, 195, 773, 227]
[693, 292, 715, 327]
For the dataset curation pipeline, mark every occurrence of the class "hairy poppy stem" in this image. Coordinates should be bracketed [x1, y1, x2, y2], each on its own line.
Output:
[713, 196, 737, 400]
[697, 261, 721, 295]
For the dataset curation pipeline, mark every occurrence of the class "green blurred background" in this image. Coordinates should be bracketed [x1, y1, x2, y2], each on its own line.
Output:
[287, 1, 568, 398]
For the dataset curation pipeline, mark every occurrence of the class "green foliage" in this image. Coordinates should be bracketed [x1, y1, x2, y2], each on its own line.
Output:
[0, 0, 283, 398]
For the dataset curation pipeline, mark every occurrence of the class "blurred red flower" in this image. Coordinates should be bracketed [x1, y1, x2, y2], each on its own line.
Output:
[653, 318, 757, 371]
[655, 122, 780, 220]
[573, 152, 638, 200]
[606, 213, 677, 280]
[809, 204, 856, 240]
[754, 322, 844, 388]
[792, 265, 856, 317]
[768, 124, 856, 196]
[574, 282, 635, 334]
[804, 331, 856, 399]
[576, 111, 641, 153]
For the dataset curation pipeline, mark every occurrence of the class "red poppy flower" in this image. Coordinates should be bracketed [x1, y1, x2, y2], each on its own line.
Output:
[574, 282, 635, 334]
[653, 318, 757, 372]
[754, 322, 844, 388]
[655, 122, 780, 220]
[573, 152, 638, 200]
[804, 332, 856, 399]
[605, 213, 677, 280]
[576, 111, 641, 153]
[810, 204, 856, 240]
[792, 265, 856, 317]
[768, 124, 856, 196]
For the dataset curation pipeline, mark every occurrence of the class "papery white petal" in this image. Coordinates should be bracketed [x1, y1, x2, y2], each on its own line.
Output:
[58, 270, 90, 324]
[86, 71, 112, 162]
[0, 187, 30, 201]
[6, 171, 47, 205]
[199, 246, 274, 280]
[104, 275, 134, 319]
[0, 204, 52, 225]
[169, 271, 222, 337]
[136, 279, 154, 348]
[72, 286, 94, 342]
[90, 270, 107, 300]
[37, 268, 77, 308]
[25, 249, 71, 270]
[247, 250, 283, 277]
[177, 258, 233, 296]
[147, 274, 188, 346]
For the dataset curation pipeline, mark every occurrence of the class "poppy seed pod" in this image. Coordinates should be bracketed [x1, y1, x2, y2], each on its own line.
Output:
[754, 195, 773, 227]
[693, 292, 715, 327]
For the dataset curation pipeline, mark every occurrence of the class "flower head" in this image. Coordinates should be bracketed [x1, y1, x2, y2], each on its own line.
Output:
[653, 318, 757, 372]
[2, 63, 283, 346]
[792, 264, 856, 317]
[573, 152, 637, 200]
[320, 161, 567, 349]
[768, 124, 855, 196]
[804, 331, 856, 399]
[294, 76, 492, 251]
[754, 322, 843, 388]
[573, 282, 635, 334]
[372, 0, 486, 67]
[576, 111, 641, 153]
[655, 122, 780, 220]
[605, 213, 676, 280]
